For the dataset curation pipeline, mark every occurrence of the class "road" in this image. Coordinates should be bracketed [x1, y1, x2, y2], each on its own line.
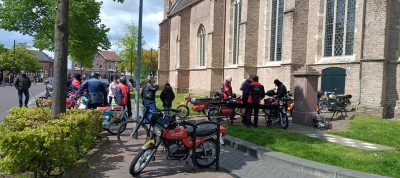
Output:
[0, 83, 46, 121]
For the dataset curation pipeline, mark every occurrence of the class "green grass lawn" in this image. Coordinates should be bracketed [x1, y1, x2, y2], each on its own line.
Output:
[130, 91, 207, 116]
[226, 116, 400, 177]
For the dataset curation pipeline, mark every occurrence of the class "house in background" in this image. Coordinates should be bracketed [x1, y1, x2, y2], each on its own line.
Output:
[30, 50, 54, 80]
[158, 0, 400, 118]
[71, 51, 122, 81]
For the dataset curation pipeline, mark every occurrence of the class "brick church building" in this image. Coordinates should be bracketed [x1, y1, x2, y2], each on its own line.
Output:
[158, 0, 400, 118]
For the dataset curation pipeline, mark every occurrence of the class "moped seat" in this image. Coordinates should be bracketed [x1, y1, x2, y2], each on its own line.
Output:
[97, 106, 111, 112]
[187, 126, 218, 137]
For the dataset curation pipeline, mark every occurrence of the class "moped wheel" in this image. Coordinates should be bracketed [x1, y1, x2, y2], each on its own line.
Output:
[318, 100, 328, 113]
[279, 112, 289, 129]
[176, 105, 189, 118]
[207, 108, 222, 123]
[117, 120, 150, 152]
[194, 139, 218, 168]
[129, 147, 157, 176]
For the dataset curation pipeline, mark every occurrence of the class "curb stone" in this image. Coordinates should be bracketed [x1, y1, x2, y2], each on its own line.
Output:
[61, 136, 110, 178]
[224, 135, 391, 178]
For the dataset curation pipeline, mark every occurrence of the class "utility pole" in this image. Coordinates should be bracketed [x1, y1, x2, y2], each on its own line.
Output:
[133, 0, 143, 139]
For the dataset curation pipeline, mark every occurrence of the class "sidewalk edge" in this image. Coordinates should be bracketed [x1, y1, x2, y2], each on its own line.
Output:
[224, 135, 391, 178]
[61, 136, 110, 178]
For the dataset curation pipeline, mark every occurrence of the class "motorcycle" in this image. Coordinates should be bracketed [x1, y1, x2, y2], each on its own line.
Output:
[176, 92, 215, 118]
[264, 90, 292, 129]
[129, 111, 226, 176]
[318, 88, 352, 112]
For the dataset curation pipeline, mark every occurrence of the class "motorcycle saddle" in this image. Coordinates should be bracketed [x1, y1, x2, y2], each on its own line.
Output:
[187, 126, 218, 137]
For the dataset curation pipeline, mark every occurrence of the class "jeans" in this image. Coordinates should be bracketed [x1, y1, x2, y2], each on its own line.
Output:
[244, 103, 260, 127]
[18, 89, 29, 107]
[144, 100, 156, 123]
[163, 106, 171, 117]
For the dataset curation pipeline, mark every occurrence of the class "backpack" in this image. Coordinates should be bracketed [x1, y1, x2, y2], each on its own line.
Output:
[115, 85, 127, 106]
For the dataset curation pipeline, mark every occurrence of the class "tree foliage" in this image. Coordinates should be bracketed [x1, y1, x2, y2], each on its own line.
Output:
[117, 23, 146, 74]
[142, 48, 158, 75]
[0, 0, 110, 68]
[0, 43, 7, 55]
[0, 44, 41, 72]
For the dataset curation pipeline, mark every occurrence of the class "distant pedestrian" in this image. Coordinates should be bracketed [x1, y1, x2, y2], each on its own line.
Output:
[243, 75, 265, 128]
[160, 83, 175, 116]
[0, 71, 3, 86]
[240, 75, 253, 124]
[13, 71, 32, 108]
[141, 76, 159, 123]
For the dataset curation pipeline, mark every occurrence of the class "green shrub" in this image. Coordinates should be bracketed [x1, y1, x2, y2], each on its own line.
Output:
[0, 108, 103, 177]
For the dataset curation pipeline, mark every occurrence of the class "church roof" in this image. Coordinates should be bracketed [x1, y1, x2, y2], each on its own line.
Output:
[30, 50, 53, 62]
[169, 0, 199, 16]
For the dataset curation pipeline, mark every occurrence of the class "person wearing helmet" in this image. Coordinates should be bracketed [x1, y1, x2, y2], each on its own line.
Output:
[77, 72, 108, 109]
[115, 76, 132, 117]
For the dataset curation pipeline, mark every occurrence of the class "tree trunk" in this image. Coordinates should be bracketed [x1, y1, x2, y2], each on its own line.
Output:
[52, 0, 69, 116]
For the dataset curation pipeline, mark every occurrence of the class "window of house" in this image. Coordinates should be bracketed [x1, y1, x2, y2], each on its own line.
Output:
[198, 25, 206, 67]
[270, 0, 284, 62]
[74, 63, 78, 68]
[323, 0, 356, 57]
[232, 0, 241, 65]
[109, 63, 112, 70]
[99, 64, 103, 69]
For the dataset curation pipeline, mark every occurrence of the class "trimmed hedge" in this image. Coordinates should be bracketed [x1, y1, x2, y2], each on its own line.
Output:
[0, 108, 103, 177]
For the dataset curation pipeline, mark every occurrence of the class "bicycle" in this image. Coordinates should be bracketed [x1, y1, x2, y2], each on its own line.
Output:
[117, 101, 155, 151]
[117, 101, 182, 152]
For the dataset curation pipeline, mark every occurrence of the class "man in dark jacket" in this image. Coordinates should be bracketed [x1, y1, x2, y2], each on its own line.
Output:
[77, 72, 108, 109]
[243, 75, 265, 128]
[160, 83, 175, 116]
[274, 79, 287, 99]
[240, 75, 253, 124]
[141, 77, 159, 122]
[13, 71, 31, 107]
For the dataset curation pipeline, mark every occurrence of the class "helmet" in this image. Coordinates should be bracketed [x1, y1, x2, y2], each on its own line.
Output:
[266, 90, 276, 97]
[120, 76, 127, 84]
[90, 72, 99, 79]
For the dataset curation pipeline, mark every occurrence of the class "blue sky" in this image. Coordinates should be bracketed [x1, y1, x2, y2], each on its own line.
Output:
[0, 0, 164, 68]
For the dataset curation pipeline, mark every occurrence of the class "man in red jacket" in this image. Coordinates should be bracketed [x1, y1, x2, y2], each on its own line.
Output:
[243, 75, 265, 128]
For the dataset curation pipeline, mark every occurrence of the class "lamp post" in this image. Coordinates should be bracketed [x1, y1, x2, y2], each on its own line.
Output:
[150, 48, 153, 77]
[133, 0, 143, 139]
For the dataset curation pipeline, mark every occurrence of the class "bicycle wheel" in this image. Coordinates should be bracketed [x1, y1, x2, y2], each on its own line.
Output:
[117, 120, 150, 152]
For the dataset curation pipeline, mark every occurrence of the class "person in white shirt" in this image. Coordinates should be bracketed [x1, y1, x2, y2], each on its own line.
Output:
[108, 79, 117, 105]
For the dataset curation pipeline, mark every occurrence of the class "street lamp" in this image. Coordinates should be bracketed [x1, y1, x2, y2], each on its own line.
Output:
[132, 0, 143, 139]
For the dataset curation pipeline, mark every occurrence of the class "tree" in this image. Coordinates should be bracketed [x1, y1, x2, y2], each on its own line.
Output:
[0, 43, 7, 55]
[116, 23, 145, 75]
[0, 44, 41, 72]
[0, 0, 111, 68]
[142, 49, 158, 76]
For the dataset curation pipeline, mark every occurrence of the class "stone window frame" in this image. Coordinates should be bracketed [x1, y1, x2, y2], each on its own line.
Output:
[99, 64, 103, 69]
[197, 24, 206, 67]
[322, 0, 356, 58]
[269, 0, 284, 62]
[232, 0, 242, 65]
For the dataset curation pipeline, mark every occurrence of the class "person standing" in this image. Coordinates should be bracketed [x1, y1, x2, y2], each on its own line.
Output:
[108, 79, 117, 105]
[13, 71, 31, 108]
[160, 83, 175, 116]
[240, 75, 253, 124]
[77, 72, 108, 109]
[222, 76, 232, 100]
[115, 76, 132, 117]
[243, 75, 265, 128]
[141, 77, 159, 123]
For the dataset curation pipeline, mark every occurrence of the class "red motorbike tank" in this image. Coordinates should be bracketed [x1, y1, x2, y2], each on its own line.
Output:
[193, 105, 204, 111]
[163, 126, 188, 139]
